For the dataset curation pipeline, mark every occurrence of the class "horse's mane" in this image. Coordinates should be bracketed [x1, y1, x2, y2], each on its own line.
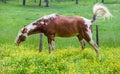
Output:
[34, 13, 58, 25]
[42, 14, 58, 20]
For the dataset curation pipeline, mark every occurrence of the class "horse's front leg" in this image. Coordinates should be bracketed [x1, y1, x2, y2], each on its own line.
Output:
[47, 35, 55, 53]
[77, 35, 86, 50]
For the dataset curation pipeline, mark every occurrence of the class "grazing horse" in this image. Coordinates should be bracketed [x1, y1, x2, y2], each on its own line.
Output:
[15, 3, 112, 56]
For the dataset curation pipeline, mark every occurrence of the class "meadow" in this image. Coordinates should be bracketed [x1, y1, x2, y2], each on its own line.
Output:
[0, 0, 120, 74]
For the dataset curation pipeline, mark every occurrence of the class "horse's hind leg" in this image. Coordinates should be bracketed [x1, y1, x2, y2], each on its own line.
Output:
[89, 40, 99, 56]
[77, 35, 86, 50]
[82, 31, 99, 56]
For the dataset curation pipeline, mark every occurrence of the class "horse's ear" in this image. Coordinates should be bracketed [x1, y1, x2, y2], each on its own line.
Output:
[22, 28, 27, 33]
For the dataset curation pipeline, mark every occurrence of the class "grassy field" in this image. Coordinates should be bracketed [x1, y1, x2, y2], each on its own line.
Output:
[0, 0, 120, 74]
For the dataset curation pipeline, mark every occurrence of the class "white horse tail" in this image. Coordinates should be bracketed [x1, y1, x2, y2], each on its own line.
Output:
[91, 3, 112, 22]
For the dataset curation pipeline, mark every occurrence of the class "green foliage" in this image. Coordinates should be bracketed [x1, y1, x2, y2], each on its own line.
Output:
[0, 1, 120, 74]
[0, 45, 120, 74]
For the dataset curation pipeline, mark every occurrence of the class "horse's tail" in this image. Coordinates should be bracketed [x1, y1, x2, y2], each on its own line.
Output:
[91, 3, 112, 22]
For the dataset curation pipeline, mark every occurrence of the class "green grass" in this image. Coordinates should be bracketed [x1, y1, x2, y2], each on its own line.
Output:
[0, 45, 120, 74]
[0, 0, 120, 74]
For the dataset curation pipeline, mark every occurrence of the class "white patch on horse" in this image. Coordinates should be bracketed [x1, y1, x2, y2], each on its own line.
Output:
[82, 17, 92, 39]
[81, 17, 91, 26]
[40, 14, 57, 25]
[49, 43, 52, 50]
[26, 23, 37, 32]
[45, 23, 48, 25]
[17, 23, 36, 38]
[32, 14, 57, 25]
[20, 28, 28, 37]
[40, 21, 44, 25]
[51, 40, 55, 50]
[43, 14, 57, 20]
[14, 28, 27, 44]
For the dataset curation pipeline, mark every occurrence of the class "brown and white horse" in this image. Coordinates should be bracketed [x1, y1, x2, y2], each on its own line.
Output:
[15, 3, 112, 56]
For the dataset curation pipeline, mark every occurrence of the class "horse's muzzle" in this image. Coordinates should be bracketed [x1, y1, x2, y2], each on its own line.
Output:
[15, 42, 20, 46]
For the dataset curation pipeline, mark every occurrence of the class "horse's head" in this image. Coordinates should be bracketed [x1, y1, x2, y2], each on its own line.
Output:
[15, 27, 28, 46]
[15, 22, 41, 46]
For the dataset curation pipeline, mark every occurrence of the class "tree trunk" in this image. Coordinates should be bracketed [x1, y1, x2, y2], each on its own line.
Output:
[2, 0, 6, 3]
[75, 0, 78, 4]
[39, 0, 41, 6]
[23, 0, 26, 6]
[34, 0, 36, 3]
[101, 0, 104, 3]
[45, 0, 49, 7]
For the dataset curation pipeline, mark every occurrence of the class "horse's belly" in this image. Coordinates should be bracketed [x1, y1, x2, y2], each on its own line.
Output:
[54, 24, 79, 37]
[55, 32, 79, 37]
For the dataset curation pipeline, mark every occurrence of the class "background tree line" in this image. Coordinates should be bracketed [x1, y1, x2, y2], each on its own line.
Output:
[1, 0, 79, 7]
[1, 0, 120, 7]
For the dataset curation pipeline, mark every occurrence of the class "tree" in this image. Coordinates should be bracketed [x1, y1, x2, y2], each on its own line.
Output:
[101, 0, 104, 3]
[45, 0, 49, 7]
[34, 0, 36, 3]
[39, 0, 41, 6]
[2, 0, 6, 3]
[75, 0, 78, 4]
[39, 0, 49, 7]
[23, 0, 26, 6]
